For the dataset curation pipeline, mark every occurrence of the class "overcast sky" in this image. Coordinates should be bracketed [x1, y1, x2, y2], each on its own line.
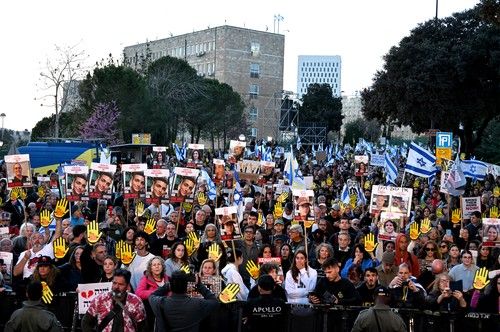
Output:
[0, 0, 480, 132]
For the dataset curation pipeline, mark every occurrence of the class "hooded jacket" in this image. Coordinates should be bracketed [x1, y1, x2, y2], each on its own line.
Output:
[394, 234, 420, 278]
[4, 300, 63, 332]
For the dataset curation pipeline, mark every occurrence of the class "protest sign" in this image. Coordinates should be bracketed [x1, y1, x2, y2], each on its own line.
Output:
[461, 196, 481, 219]
[216, 206, 241, 240]
[482, 218, 500, 247]
[77, 282, 112, 314]
[145, 169, 170, 204]
[64, 165, 89, 201]
[122, 164, 147, 199]
[170, 167, 199, 203]
[88, 163, 116, 199]
[370, 185, 412, 217]
[370, 154, 385, 167]
[152, 146, 167, 169]
[5, 154, 32, 188]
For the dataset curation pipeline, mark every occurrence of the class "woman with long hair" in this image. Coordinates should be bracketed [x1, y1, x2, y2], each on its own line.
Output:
[98, 255, 118, 282]
[30, 256, 64, 294]
[446, 244, 461, 270]
[309, 243, 334, 277]
[341, 243, 379, 279]
[425, 272, 466, 312]
[279, 243, 293, 276]
[476, 244, 495, 269]
[59, 245, 84, 292]
[196, 223, 226, 270]
[135, 256, 167, 300]
[165, 242, 189, 278]
[417, 240, 441, 274]
[284, 249, 317, 304]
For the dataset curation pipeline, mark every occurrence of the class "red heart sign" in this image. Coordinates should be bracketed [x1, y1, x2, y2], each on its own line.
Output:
[81, 290, 94, 299]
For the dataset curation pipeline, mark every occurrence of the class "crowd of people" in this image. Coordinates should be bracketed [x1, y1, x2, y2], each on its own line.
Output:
[0, 141, 499, 332]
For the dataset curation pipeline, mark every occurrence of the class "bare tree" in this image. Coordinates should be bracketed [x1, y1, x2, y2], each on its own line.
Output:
[36, 44, 87, 138]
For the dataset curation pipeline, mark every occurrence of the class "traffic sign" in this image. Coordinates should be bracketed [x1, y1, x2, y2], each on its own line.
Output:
[436, 132, 453, 148]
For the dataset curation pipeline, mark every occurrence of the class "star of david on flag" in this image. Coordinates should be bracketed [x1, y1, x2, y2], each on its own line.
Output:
[404, 142, 437, 179]
[461, 159, 487, 181]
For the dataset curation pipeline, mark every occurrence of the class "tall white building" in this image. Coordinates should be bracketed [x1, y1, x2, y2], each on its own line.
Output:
[296, 55, 341, 99]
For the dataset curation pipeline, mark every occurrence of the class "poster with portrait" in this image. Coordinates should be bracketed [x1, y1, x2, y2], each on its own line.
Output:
[5, 154, 32, 188]
[88, 163, 116, 199]
[482, 218, 500, 247]
[170, 167, 199, 203]
[212, 159, 226, 184]
[187, 144, 204, 167]
[229, 140, 246, 163]
[292, 189, 315, 221]
[369, 185, 412, 217]
[152, 146, 167, 169]
[378, 212, 403, 242]
[236, 160, 261, 182]
[187, 276, 222, 298]
[145, 169, 170, 204]
[355, 155, 369, 177]
[260, 160, 276, 183]
[0, 251, 13, 277]
[215, 205, 241, 240]
[64, 165, 89, 201]
[461, 196, 481, 220]
[122, 164, 147, 199]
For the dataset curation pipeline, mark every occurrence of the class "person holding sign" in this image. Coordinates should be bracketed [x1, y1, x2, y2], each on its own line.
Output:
[82, 269, 146, 332]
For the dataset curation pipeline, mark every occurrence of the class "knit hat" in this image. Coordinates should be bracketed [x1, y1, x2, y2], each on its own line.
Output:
[381, 251, 395, 264]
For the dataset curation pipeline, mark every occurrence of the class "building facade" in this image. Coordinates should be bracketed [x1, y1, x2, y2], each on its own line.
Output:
[123, 26, 285, 141]
[296, 55, 341, 99]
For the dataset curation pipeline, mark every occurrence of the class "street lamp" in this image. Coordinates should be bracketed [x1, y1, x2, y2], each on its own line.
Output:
[238, 134, 246, 142]
[0, 113, 6, 140]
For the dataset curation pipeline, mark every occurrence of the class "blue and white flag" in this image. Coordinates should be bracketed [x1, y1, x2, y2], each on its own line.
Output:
[356, 184, 367, 206]
[404, 142, 438, 178]
[172, 143, 184, 161]
[385, 153, 398, 185]
[181, 142, 187, 160]
[296, 136, 302, 150]
[444, 158, 467, 196]
[262, 147, 272, 161]
[461, 159, 487, 181]
[283, 145, 306, 189]
[340, 184, 350, 204]
[200, 169, 217, 201]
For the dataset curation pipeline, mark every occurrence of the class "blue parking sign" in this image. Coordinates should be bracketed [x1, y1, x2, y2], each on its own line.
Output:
[436, 132, 453, 148]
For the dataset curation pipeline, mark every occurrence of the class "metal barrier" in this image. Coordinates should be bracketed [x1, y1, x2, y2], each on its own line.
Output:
[0, 292, 498, 332]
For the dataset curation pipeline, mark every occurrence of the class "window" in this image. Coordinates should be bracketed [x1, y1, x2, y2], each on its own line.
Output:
[249, 107, 258, 122]
[251, 42, 260, 56]
[250, 63, 260, 78]
[249, 84, 259, 98]
[250, 128, 258, 137]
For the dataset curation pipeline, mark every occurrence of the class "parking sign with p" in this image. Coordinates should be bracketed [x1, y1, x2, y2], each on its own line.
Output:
[436, 132, 453, 148]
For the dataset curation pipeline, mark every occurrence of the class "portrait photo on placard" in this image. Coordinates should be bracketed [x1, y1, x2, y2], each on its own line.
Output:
[216, 206, 241, 240]
[152, 146, 167, 169]
[65, 165, 89, 200]
[482, 218, 500, 246]
[88, 163, 116, 199]
[213, 159, 226, 184]
[145, 169, 170, 203]
[188, 144, 204, 165]
[355, 155, 369, 177]
[293, 189, 315, 221]
[236, 160, 261, 182]
[378, 212, 403, 241]
[229, 140, 246, 163]
[5, 154, 32, 188]
[170, 167, 199, 202]
[122, 164, 147, 199]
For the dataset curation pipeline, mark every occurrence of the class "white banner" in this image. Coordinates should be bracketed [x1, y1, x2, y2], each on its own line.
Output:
[370, 154, 385, 167]
[370, 185, 413, 217]
[461, 196, 481, 219]
[77, 282, 112, 314]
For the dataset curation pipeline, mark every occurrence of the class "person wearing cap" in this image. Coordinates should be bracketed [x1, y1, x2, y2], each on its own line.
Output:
[288, 224, 306, 254]
[273, 218, 287, 237]
[309, 257, 360, 306]
[4, 280, 64, 332]
[376, 251, 398, 287]
[351, 285, 407, 332]
[243, 274, 288, 332]
[296, 196, 312, 220]
[324, 203, 341, 232]
[29, 255, 64, 294]
[124, 231, 155, 291]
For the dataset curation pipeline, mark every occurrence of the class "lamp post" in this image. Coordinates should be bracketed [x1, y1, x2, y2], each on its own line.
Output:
[0, 113, 6, 140]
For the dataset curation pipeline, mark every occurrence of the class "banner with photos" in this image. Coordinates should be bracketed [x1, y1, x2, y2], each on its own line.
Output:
[187, 144, 204, 167]
[229, 140, 246, 163]
[292, 189, 314, 221]
[5, 154, 32, 188]
[187, 276, 222, 298]
[213, 159, 226, 184]
[369, 185, 412, 217]
[236, 160, 261, 182]
[355, 155, 369, 176]
[378, 212, 403, 241]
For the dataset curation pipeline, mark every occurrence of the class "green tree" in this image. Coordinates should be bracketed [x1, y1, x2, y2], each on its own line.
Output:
[297, 83, 343, 135]
[31, 112, 77, 140]
[78, 62, 149, 143]
[475, 117, 500, 164]
[343, 118, 381, 145]
[361, 7, 500, 155]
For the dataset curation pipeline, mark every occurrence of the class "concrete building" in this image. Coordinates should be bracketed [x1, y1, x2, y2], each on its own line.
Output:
[123, 25, 285, 141]
[296, 55, 341, 99]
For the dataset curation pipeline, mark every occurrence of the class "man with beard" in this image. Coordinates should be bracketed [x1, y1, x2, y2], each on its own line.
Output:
[356, 267, 381, 306]
[125, 232, 155, 291]
[13, 232, 55, 279]
[82, 269, 146, 332]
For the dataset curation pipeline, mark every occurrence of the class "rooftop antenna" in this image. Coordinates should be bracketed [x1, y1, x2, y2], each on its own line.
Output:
[273, 14, 284, 33]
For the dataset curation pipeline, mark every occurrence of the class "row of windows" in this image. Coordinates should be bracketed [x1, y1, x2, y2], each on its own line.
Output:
[301, 73, 339, 79]
[169, 41, 216, 58]
[248, 107, 258, 122]
[195, 62, 215, 76]
[301, 67, 338, 73]
[301, 61, 339, 67]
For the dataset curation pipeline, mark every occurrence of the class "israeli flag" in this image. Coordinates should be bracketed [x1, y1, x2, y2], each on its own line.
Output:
[181, 142, 187, 160]
[200, 170, 217, 201]
[172, 143, 184, 161]
[296, 136, 302, 150]
[232, 170, 243, 206]
[385, 153, 398, 185]
[262, 147, 272, 161]
[404, 142, 437, 178]
[356, 184, 367, 206]
[340, 184, 350, 204]
[461, 159, 487, 181]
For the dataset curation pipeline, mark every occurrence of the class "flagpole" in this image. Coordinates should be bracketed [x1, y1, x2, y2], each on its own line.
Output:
[401, 170, 406, 188]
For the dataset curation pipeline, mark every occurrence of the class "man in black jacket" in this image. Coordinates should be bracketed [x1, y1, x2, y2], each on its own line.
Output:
[149, 270, 219, 332]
